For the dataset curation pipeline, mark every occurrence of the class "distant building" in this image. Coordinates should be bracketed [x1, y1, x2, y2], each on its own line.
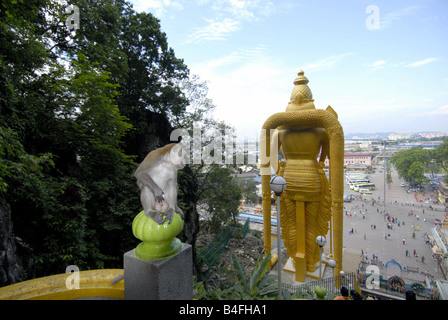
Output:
[438, 181, 448, 204]
[387, 132, 447, 141]
[388, 133, 415, 141]
[419, 132, 447, 139]
[324, 153, 372, 169]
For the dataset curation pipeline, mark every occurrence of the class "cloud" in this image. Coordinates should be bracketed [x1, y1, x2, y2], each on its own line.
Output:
[427, 105, 448, 116]
[184, 0, 275, 44]
[364, 58, 438, 70]
[189, 48, 290, 137]
[365, 60, 387, 70]
[131, 0, 183, 17]
[379, 5, 423, 30]
[302, 53, 353, 72]
[405, 105, 448, 120]
[184, 18, 240, 44]
[405, 57, 438, 68]
[212, 0, 275, 21]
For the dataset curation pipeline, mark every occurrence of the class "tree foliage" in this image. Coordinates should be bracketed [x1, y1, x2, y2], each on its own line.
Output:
[194, 253, 277, 300]
[391, 141, 448, 187]
[433, 137, 448, 182]
[0, 0, 242, 284]
[391, 148, 428, 185]
[199, 166, 242, 233]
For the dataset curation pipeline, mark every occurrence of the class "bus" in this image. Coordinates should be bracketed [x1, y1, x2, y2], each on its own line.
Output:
[349, 178, 370, 184]
[354, 183, 375, 191]
[345, 175, 367, 183]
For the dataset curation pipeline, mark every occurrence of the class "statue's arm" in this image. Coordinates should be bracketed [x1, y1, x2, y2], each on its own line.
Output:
[270, 129, 282, 174]
[319, 129, 330, 162]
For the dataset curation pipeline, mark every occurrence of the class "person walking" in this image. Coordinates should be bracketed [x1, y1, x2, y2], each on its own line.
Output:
[405, 290, 416, 300]
[334, 286, 351, 300]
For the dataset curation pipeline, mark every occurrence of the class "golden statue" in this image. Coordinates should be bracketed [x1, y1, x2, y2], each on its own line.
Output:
[260, 70, 344, 282]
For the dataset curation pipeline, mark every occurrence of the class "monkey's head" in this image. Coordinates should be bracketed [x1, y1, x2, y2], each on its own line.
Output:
[169, 143, 187, 169]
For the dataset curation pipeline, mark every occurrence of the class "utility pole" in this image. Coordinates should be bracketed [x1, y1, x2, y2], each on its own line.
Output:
[381, 140, 389, 214]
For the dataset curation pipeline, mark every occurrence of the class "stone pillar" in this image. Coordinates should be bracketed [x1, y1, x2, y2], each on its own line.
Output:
[124, 243, 192, 300]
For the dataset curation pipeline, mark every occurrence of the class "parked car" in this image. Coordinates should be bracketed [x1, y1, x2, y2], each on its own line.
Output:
[400, 182, 406, 187]
[359, 188, 372, 194]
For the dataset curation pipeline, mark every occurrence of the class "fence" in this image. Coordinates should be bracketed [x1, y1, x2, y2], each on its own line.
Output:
[242, 217, 250, 236]
[197, 218, 250, 267]
[282, 272, 359, 297]
[357, 274, 437, 300]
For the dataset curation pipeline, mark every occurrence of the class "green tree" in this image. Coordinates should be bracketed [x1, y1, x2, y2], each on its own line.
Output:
[0, 0, 140, 276]
[386, 169, 392, 188]
[391, 148, 429, 182]
[68, 0, 189, 158]
[0, 0, 239, 283]
[433, 137, 448, 183]
[408, 161, 425, 189]
[237, 177, 259, 205]
[386, 161, 392, 188]
[199, 166, 242, 233]
[57, 54, 138, 268]
[0, 0, 91, 276]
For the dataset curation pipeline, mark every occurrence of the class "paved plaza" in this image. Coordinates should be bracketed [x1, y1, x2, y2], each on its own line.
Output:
[267, 166, 446, 288]
[334, 166, 445, 282]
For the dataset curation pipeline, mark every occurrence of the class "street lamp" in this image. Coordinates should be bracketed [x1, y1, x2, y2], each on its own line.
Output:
[316, 236, 327, 280]
[381, 140, 390, 214]
[339, 270, 346, 288]
[269, 175, 287, 300]
[328, 259, 336, 278]
[270, 175, 287, 196]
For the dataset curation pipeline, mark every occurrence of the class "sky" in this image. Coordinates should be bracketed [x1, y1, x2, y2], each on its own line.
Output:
[129, 0, 448, 138]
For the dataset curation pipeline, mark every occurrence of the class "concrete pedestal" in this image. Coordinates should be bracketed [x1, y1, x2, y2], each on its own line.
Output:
[124, 243, 192, 300]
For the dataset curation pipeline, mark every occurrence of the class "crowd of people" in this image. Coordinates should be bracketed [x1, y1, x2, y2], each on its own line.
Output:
[343, 193, 436, 270]
[332, 286, 416, 300]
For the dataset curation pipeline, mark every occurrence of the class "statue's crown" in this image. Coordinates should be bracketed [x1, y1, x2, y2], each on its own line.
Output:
[290, 70, 314, 104]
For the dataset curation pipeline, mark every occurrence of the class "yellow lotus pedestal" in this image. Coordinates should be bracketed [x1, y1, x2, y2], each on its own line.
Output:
[126, 210, 192, 299]
[132, 210, 183, 260]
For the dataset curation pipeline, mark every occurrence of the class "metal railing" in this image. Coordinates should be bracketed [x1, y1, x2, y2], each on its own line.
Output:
[282, 272, 358, 297]
[196, 226, 232, 266]
[242, 218, 250, 236]
[196, 218, 250, 267]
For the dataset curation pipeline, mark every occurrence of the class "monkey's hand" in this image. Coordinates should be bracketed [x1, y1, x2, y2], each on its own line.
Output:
[158, 208, 174, 225]
[154, 192, 165, 203]
[176, 206, 184, 220]
[144, 210, 167, 225]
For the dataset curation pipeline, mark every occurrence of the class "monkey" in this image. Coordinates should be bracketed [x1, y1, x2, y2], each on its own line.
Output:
[135, 143, 186, 225]
[110, 143, 186, 286]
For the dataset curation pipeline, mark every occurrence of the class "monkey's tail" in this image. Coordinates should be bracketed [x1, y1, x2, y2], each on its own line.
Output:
[110, 274, 124, 285]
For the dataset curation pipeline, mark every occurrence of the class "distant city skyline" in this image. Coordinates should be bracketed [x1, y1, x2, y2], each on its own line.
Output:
[346, 131, 447, 140]
[130, 0, 448, 137]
